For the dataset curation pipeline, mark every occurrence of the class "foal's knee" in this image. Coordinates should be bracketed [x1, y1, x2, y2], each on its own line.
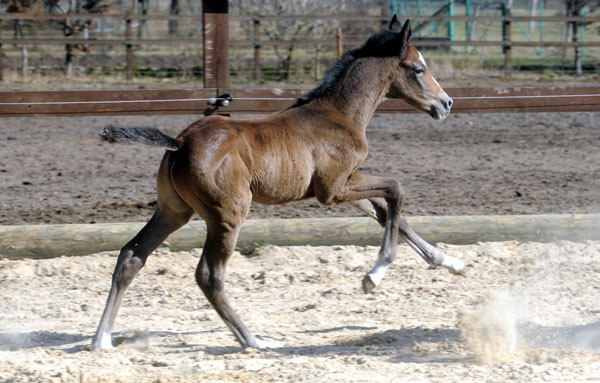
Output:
[114, 249, 145, 287]
[195, 261, 225, 298]
[386, 179, 405, 205]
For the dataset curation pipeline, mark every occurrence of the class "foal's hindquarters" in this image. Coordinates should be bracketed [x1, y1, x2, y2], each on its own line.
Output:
[92, 124, 267, 349]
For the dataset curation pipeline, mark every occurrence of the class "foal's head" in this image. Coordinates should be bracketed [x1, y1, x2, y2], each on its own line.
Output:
[384, 17, 453, 120]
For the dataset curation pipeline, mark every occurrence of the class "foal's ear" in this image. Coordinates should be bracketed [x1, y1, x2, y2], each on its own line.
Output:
[389, 14, 402, 32]
[398, 20, 412, 59]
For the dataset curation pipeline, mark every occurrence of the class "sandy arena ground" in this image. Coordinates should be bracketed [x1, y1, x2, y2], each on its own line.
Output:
[1, 240, 599, 382]
[0, 102, 598, 382]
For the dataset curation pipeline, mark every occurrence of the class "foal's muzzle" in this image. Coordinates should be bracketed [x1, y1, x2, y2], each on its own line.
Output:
[430, 95, 453, 120]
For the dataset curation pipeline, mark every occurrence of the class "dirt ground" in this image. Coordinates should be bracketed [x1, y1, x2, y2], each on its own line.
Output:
[1, 241, 599, 382]
[0, 106, 599, 382]
[0, 111, 598, 225]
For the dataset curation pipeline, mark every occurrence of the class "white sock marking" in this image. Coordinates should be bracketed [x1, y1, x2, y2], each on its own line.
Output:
[442, 256, 465, 274]
[92, 333, 114, 349]
[366, 259, 390, 287]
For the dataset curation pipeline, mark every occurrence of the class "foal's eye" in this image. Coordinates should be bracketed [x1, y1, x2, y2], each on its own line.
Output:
[414, 67, 425, 76]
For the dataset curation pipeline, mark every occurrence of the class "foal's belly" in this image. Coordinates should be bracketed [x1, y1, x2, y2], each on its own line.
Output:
[249, 154, 315, 205]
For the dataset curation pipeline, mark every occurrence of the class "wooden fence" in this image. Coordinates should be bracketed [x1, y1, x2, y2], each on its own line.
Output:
[0, 86, 599, 117]
[0, 13, 599, 81]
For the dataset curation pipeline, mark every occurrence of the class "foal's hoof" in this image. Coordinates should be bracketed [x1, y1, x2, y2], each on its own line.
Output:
[443, 257, 467, 277]
[254, 338, 284, 350]
[362, 274, 377, 293]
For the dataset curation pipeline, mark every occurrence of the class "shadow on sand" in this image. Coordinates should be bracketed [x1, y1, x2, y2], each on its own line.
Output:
[519, 320, 600, 351]
[0, 331, 89, 352]
[3, 321, 596, 363]
[200, 326, 467, 364]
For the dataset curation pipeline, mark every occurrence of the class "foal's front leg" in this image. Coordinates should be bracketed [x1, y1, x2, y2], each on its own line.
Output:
[323, 173, 405, 293]
[351, 197, 465, 292]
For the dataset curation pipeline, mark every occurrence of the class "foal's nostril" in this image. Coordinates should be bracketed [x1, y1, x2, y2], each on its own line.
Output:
[447, 97, 453, 109]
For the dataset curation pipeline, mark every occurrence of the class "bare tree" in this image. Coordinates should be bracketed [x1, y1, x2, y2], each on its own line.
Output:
[232, 0, 371, 81]
[3, 0, 37, 76]
[61, 0, 106, 75]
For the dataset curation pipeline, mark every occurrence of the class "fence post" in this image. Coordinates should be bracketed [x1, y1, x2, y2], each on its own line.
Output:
[336, 28, 343, 59]
[253, 18, 261, 82]
[202, 0, 230, 91]
[572, 20, 582, 76]
[125, 14, 133, 81]
[0, 20, 3, 82]
[503, 8, 512, 75]
[446, 0, 456, 51]
[465, 0, 472, 52]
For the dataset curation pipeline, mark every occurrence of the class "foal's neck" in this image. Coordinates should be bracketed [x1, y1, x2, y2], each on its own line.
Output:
[329, 58, 393, 130]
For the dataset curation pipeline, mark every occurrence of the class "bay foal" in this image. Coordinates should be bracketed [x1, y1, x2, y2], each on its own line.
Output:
[92, 17, 465, 350]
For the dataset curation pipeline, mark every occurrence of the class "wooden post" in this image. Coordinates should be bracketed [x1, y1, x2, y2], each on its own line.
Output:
[2, 215, 598, 259]
[253, 18, 261, 82]
[0, 20, 3, 82]
[202, 0, 229, 91]
[465, 0, 472, 53]
[446, 0, 456, 52]
[503, 8, 512, 75]
[572, 20, 582, 76]
[65, 43, 73, 76]
[572, 12, 582, 76]
[314, 22, 320, 81]
[336, 28, 343, 59]
[125, 14, 133, 81]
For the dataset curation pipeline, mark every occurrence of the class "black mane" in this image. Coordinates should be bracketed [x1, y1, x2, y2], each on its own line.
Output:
[289, 28, 402, 109]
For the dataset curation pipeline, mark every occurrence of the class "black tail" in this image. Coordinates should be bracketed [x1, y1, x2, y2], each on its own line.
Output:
[100, 125, 179, 151]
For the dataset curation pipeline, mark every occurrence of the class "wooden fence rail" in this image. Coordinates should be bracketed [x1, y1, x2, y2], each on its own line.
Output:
[0, 86, 598, 117]
[0, 13, 598, 22]
[2, 215, 598, 259]
[0, 13, 598, 81]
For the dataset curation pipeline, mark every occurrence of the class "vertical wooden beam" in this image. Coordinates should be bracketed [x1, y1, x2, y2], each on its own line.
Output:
[202, 0, 229, 90]
[65, 43, 73, 76]
[253, 18, 261, 82]
[446, 0, 455, 51]
[125, 14, 133, 81]
[572, 9, 583, 76]
[0, 20, 3, 82]
[503, 8, 512, 75]
[465, 0, 472, 52]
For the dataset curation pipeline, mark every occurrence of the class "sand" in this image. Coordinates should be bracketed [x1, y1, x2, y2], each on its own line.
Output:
[1, 240, 599, 382]
[1, 100, 598, 382]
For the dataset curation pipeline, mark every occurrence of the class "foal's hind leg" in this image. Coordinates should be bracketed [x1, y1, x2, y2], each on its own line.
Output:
[350, 197, 465, 292]
[195, 221, 262, 348]
[184, 190, 262, 348]
[91, 204, 193, 349]
[91, 153, 194, 350]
